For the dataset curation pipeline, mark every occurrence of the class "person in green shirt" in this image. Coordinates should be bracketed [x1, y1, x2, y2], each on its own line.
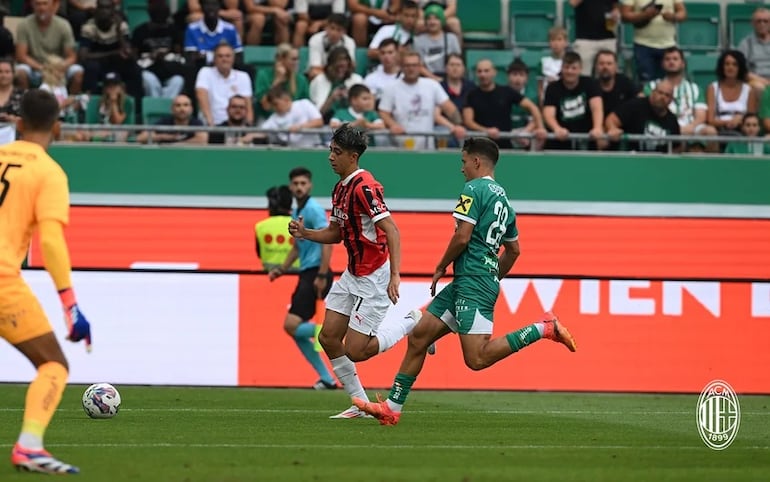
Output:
[352, 137, 578, 426]
[255, 43, 310, 118]
[329, 84, 384, 145]
[725, 113, 770, 155]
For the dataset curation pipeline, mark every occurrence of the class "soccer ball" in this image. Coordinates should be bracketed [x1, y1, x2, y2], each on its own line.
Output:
[82, 383, 121, 419]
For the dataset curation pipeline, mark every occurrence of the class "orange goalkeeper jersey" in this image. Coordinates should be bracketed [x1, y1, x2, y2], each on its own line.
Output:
[0, 140, 69, 277]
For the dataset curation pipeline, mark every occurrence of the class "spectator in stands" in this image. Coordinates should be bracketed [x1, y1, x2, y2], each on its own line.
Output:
[348, 0, 397, 47]
[0, 59, 24, 124]
[209, 94, 264, 144]
[255, 43, 309, 116]
[363, 37, 401, 102]
[184, 0, 243, 67]
[507, 58, 540, 148]
[307, 13, 356, 80]
[440, 52, 473, 113]
[243, 0, 291, 46]
[309, 46, 363, 121]
[88, 72, 136, 141]
[412, 3, 460, 80]
[706, 50, 758, 136]
[761, 87, 770, 134]
[186, 0, 243, 39]
[136, 93, 208, 144]
[293, 0, 346, 48]
[195, 41, 253, 125]
[329, 83, 383, 131]
[606, 78, 681, 152]
[378, 49, 464, 149]
[415, 0, 461, 41]
[737, 7, 770, 94]
[593, 49, 640, 118]
[39, 54, 84, 123]
[0, 7, 15, 58]
[367, 1, 419, 60]
[543, 51, 605, 150]
[66, 0, 95, 42]
[15, 0, 84, 93]
[132, 0, 188, 99]
[463, 59, 545, 150]
[79, 0, 143, 100]
[570, 0, 619, 76]
[261, 85, 324, 147]
[539, 26, 569, 105]
[724, 113, 769, 155]
[620, 0, 686, 82]
[644, 47, 718, 152]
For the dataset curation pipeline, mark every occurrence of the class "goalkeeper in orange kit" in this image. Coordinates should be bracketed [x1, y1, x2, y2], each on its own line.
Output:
[0, 89, 92, 474]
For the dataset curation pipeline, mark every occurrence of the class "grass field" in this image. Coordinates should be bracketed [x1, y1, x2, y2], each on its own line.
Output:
[0, 384, 768, 481]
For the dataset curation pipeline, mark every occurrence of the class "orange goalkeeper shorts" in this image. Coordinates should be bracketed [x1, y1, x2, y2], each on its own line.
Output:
[0, 277, 54, 345]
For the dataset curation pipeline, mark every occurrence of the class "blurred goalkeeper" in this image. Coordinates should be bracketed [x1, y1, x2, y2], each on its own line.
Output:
[0, 89, 91, 475]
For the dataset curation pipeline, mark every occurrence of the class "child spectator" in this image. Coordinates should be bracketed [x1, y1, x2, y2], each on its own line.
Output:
[91, 72, 135, 142]
[329, 84, 384, 134]
[262, 86, 324, 147]
[367, 1, 419, 60]
[539, 26, 569, 105]
[255, 43, 310, 116]
[39, 55, 83, 124]
[412, 3, 460, 80]
[724, 113, 770, 156]
[306, 13, 356, 80]
[507, 58, 540, 148]
[309, 46, 363, 122]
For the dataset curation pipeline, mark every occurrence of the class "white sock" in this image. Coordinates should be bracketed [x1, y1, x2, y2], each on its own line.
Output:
[375, 315, 419, 353]
[330, 355, 368, 402]
[534, 323, 545, 336]
[18, 432, 43, 450]
[386, 399, 403, 413]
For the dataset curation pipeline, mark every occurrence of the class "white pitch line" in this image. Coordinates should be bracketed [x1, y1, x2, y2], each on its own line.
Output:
[0, 443, 767, 450]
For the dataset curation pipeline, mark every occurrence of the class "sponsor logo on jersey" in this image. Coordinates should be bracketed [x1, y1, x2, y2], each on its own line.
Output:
[455, 195, 473, 215]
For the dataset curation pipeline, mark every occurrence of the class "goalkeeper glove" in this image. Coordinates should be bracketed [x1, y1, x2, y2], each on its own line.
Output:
[58, 288, 92, 352]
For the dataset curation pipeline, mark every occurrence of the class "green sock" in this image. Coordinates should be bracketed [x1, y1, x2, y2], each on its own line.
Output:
[505, 324, 542, 352]
[388, 373, 416, 407]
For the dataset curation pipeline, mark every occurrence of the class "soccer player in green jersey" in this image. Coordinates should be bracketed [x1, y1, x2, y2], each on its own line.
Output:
[353, 137, 577, 425]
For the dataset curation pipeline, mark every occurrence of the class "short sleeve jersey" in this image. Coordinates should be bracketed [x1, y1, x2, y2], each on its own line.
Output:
[294, 197, 329, 271]
[0, 140, 69, 276]
[452, 176, 518, 278]
[330, 169, 390, 276]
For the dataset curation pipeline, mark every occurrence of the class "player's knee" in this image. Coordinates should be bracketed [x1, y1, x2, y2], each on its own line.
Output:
[463, 355, 488, 371]
[406, 332, 432, 353]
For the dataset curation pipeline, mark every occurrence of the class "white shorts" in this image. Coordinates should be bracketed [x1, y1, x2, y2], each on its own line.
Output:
[325, 261, 391, 336]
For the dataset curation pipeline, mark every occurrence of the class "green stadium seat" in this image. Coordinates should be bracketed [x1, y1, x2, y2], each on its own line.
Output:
[244, 46, 277, 69]
[141, 96, 173, 125]
[685, 53, 718, 92]
[354, 47, 369, 76]
[509, 0, 557, 49]
[465, 49, 514, 84]
[677, 2, 721, 52]
[126, 7, 149, 32]
[457, 0, 506, 47]
[564, 3, 577, 42]
[726, 3, 759, 48]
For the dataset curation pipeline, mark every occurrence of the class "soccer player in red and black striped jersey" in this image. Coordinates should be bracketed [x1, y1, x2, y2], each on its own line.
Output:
[289, 124, 419, 419]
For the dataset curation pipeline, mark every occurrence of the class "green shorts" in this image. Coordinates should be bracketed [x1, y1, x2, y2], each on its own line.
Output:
[427, 276, 499, 335]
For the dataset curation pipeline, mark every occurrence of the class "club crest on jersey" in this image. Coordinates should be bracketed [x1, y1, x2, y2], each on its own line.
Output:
[455, 195, 473, 215]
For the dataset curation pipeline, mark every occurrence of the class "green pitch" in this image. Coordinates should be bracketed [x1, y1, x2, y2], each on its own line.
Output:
[0, 385, 768, 481]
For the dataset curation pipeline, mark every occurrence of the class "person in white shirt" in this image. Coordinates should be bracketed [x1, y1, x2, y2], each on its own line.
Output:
[195, 42, 253, 125]
[363, 37, 401, 102]
[307, 13, 357, 80]
[293, 0, 346, 48]
[378, 50, 465, 149]
[367, 1, 419, 60]
[262, 86, 324, 147]
[309, 46, 363, 120]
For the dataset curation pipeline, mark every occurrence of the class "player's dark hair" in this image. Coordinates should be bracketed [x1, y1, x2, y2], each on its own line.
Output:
[462, 137, 499, 165]
[331, 123, 368, 156]
[267, 185, 292, 215]
[20, 89, 59, 132]
[289, 166, 312, 181]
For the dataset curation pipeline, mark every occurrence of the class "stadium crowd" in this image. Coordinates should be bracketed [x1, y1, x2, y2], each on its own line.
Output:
[0, 0, 768, 153]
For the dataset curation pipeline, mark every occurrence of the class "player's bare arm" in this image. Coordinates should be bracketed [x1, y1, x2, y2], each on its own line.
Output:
[375, 215, 401, 304]
[430, 220, 473, 296]
[289, 216, 342, 244]
[497, 239, 521, 280]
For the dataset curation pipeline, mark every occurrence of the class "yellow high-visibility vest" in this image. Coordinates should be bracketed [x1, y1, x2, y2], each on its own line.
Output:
[254, 215, 300, 271]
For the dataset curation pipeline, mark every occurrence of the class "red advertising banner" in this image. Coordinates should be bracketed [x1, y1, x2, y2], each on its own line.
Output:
[30, 206, 770, 279]
[238, 275, 770, 394]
